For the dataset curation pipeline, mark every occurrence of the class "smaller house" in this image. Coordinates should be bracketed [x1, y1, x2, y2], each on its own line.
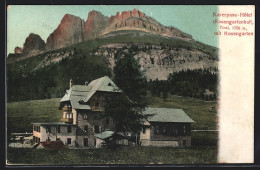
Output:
[95, 130, 133, 148]
[140, 108, 195, 147]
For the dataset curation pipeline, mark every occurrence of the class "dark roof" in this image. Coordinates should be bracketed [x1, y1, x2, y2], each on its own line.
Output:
[144, 107, 195, 123]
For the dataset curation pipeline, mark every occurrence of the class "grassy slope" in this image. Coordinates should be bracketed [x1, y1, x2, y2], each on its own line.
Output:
[7, 98, 62, 134]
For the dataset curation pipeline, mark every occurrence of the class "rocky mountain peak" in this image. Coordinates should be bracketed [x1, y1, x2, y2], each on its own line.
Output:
[22, 33, 46, 54]
[83, 10, 109, 40]
[46, 14, 85, 50]
[14, 47, 22, 54]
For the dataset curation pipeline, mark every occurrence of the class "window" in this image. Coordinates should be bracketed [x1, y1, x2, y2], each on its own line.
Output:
[172, 126, 175, 136]
[67, 126, 71, 133]
[46, 126, 51, 133]
[57, 126, 60, 133]
[94, 125, 100, 133]
[56, 138, 60, 141]
[83, 113, 88, 120]
[106, 118, 109, 124]
[67, 138, 71, 145]
[162, 126, 166, 134]
[84, 125, 88, 133]
[154, 125, 159, 135]
[183, 125, 186, 134]
[142, 128, 146, 134]
[95, 102, 99, 107]
[84, 138, 88, 147]
[35, 125, 40, 132]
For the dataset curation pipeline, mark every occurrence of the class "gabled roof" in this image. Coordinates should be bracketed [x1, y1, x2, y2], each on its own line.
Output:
[144, 107, 195, 123]
[60, 76, 120, 110]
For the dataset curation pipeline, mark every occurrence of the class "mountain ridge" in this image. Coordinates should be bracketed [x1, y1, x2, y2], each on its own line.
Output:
[8, 8, 195, 58]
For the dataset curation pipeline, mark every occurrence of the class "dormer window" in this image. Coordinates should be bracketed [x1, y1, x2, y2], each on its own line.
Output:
[78, 99, 87, 105]
[78, 99, 84, 104]
[108, 83, 112, 86]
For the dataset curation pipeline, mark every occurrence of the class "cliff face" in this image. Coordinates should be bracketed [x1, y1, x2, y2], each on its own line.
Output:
[45, 9, 193, 51]
[94, 43, 217, 80]
[45, 14, 85, 50]
[22, 33, 46, 54]
[104, 9, 193, 40]
[83, 10, 109, 40]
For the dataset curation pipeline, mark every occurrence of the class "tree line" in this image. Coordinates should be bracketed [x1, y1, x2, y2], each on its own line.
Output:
[147, 68, 218, 101]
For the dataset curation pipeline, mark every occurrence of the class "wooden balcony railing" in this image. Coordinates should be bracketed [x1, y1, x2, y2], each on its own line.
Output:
[60, 118, 73, 123]
[91, 107, 104, 112]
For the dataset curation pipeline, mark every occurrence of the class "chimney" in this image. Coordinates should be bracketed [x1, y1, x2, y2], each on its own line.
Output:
[70, 79, 73, 88]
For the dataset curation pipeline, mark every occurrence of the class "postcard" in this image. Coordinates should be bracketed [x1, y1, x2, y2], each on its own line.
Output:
[6, 5, 255, 165]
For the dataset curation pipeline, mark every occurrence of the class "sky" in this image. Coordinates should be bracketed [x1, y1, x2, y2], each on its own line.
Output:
[7, 5, 218, 55]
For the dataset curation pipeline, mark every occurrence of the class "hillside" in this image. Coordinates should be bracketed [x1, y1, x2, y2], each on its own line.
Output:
[7, 30, 218, 102]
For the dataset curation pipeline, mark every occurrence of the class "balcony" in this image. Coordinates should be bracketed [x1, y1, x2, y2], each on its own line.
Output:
[60, 118, 73, 123]
[91, 107, 104, 112]
[62, 106, 72, 111]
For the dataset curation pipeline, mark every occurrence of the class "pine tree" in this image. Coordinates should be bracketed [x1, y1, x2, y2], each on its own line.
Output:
[104, 53, 151, 134]
[113, 53, 147, 108]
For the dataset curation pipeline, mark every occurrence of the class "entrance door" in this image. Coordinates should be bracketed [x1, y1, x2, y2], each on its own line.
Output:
[84, 138, 88, 147]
